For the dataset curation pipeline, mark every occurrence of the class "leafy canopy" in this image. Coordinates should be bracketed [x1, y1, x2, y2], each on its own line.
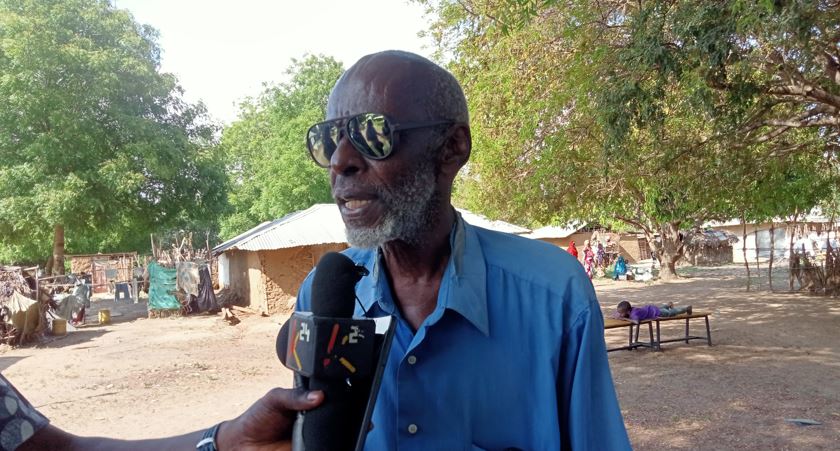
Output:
[219, 55, 343, 239]
[421, 0, 835, 227]
[0, 0, 227, 263]
[418, 0, 837, 275]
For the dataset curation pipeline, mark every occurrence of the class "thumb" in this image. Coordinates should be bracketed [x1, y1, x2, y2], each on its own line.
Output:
[263, 387, 324, 413]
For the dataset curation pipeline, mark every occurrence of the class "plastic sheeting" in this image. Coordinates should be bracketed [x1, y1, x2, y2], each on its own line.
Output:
[196, 266, 218, 312]
[176, 262, 200, 297]
[3, 291, 40, 338]
[148, 262, 180, 310]
[53, 294, 85, 324]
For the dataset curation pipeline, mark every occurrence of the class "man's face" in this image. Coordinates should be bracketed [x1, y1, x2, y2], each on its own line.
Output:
[326, 59, 443, 249]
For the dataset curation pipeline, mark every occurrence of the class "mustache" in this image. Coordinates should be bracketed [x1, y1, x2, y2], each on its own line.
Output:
[331, 178, 384, 200]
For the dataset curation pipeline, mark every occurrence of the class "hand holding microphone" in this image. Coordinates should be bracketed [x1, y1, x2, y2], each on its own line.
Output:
[213, 388, 323, 451]
[276, 252, 395, 451]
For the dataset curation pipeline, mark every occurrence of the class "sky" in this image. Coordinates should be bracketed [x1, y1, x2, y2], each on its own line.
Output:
[115, 0, 435, 124]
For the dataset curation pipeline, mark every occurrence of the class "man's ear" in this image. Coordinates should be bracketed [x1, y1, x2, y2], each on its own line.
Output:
[439, 124, 471, 178]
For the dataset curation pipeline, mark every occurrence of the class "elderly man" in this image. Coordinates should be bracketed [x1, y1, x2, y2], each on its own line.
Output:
[9, 50, 628, 451]
[298, 51, 630, 450]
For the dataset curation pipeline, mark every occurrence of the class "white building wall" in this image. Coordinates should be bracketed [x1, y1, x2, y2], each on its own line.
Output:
[732, 228, 790, 263]
[218, 253, 230, 289]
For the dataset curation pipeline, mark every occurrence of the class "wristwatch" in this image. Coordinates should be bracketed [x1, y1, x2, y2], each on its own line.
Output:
[196, 422, 223, 451]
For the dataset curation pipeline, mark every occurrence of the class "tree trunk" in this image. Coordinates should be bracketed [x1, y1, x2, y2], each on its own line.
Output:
[789, 214, 799, 291]
[652, 222, 683, 281]
[52, 224, 65, 276]
[768, 222, 775, 291]
[754, 228, 761, 288]
[44, 255, 54, 276]
[743, 216, 750, 291]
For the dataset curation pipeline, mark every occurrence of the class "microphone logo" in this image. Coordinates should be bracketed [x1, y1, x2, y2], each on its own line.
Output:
[348, 325, 363, 344]
[299, 323, 311, 342]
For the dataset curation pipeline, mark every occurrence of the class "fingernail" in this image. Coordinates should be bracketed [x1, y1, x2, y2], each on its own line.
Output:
[306, 391, 320, 401]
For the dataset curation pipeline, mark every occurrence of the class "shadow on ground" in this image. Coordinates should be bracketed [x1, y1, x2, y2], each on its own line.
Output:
[597, 265, 840, 450]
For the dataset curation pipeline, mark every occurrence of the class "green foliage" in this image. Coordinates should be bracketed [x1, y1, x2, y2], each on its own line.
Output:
[0, 0, 227, 264]
[421, 0, 836, 228]
[219, 55, 342, 239]
[419, 0, 838, 274]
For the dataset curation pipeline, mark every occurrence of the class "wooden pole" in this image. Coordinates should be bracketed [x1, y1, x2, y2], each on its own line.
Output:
[768, 222, 775, 291]
[742, 215, 750, 291]
[150, 233, 156, 260]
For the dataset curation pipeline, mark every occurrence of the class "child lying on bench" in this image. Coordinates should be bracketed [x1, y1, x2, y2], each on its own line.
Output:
[614, 300, 692, 325]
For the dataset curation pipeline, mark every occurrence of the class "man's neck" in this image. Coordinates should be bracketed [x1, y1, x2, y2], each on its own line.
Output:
[379, 206, 456, 329]
[380, 206, 454, 278]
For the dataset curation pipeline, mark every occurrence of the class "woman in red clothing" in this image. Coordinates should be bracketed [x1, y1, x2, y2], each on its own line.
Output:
[566, 241, 579, 259]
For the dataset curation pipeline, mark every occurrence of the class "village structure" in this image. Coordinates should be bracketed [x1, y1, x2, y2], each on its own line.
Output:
[3, 203, 838, 341]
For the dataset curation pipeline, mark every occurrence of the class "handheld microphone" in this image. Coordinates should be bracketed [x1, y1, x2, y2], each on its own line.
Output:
[276, 252, 395, 451]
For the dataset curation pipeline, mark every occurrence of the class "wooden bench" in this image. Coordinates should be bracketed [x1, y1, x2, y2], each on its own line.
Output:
[605, 311, 712, 352]
[649, 311, 712, 351]
[604, 318, 655, 352]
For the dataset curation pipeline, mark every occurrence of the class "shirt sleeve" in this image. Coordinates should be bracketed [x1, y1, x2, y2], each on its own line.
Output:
[557, 303, 632, 450]
[0, 374, 49, 451]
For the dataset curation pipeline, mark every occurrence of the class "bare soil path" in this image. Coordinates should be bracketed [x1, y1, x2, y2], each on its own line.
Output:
[1, 298, 292, 439]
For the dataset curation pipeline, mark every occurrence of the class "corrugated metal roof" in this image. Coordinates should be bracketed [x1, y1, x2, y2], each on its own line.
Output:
[214, 204, 531, 254]
[455, 209, 531, 234]
[704, 208, 836, 228]
[522, 224, 583, 239]
[213, 204, 346, 254]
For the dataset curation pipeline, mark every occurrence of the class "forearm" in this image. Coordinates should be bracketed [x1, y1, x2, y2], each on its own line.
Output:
[19, 424, 205, 451]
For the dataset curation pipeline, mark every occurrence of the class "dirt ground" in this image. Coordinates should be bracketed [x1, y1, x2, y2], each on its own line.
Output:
[1, 265, 839, 449]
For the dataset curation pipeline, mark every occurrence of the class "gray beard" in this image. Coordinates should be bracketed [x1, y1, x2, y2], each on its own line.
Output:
[343, 161, 440, 249]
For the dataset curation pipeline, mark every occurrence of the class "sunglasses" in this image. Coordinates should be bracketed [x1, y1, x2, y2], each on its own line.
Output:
[306, 113, 453, 168]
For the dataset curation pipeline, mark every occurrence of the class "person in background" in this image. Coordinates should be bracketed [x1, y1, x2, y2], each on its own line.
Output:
[614, 300, 692, 324]
[613, 255, 628, 280]
[583, 240, 595, 279]
[566, 240, 578, 259]
[596, 242, 606, 269]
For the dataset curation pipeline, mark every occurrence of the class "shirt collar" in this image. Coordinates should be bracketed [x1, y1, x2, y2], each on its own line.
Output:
[355, 211, 489, 336]
[444, 211, 490, 336]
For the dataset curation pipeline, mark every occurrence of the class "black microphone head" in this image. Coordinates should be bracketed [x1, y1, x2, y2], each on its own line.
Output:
[276, 319, 290, 363]
[311, 252, 366, 318]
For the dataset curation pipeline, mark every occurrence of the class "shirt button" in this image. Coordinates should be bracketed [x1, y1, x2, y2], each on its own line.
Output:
[407, 355, 417, 365]
[407, 424, 418, 434]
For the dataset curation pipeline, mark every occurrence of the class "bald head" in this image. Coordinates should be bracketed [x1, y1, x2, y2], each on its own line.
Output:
[328, 50, 469, 124]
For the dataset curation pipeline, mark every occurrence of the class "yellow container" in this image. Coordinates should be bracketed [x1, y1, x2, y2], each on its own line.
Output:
[52, 318, 67, 336]
[98, 309, 111, 325]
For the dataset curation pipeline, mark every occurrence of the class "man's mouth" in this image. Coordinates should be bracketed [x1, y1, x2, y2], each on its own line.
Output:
[344, 199, 372, 210]
[335, 194, 382, 224]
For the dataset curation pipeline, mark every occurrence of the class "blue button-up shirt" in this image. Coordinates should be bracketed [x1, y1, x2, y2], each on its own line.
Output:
[297, 214, 630, 450]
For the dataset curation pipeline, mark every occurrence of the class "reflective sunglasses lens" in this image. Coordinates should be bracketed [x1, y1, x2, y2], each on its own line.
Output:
[307, 122, 339, 167]
[348, 113, 393, 159]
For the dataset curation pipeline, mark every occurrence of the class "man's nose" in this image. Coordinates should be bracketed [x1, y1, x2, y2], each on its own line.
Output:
[330, 135, 364, 177]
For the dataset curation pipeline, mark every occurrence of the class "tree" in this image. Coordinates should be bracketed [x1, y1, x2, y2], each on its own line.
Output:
[420, 0, 835, 279]
[219, 55, 342, 239]
[0, 0, 227, 268]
